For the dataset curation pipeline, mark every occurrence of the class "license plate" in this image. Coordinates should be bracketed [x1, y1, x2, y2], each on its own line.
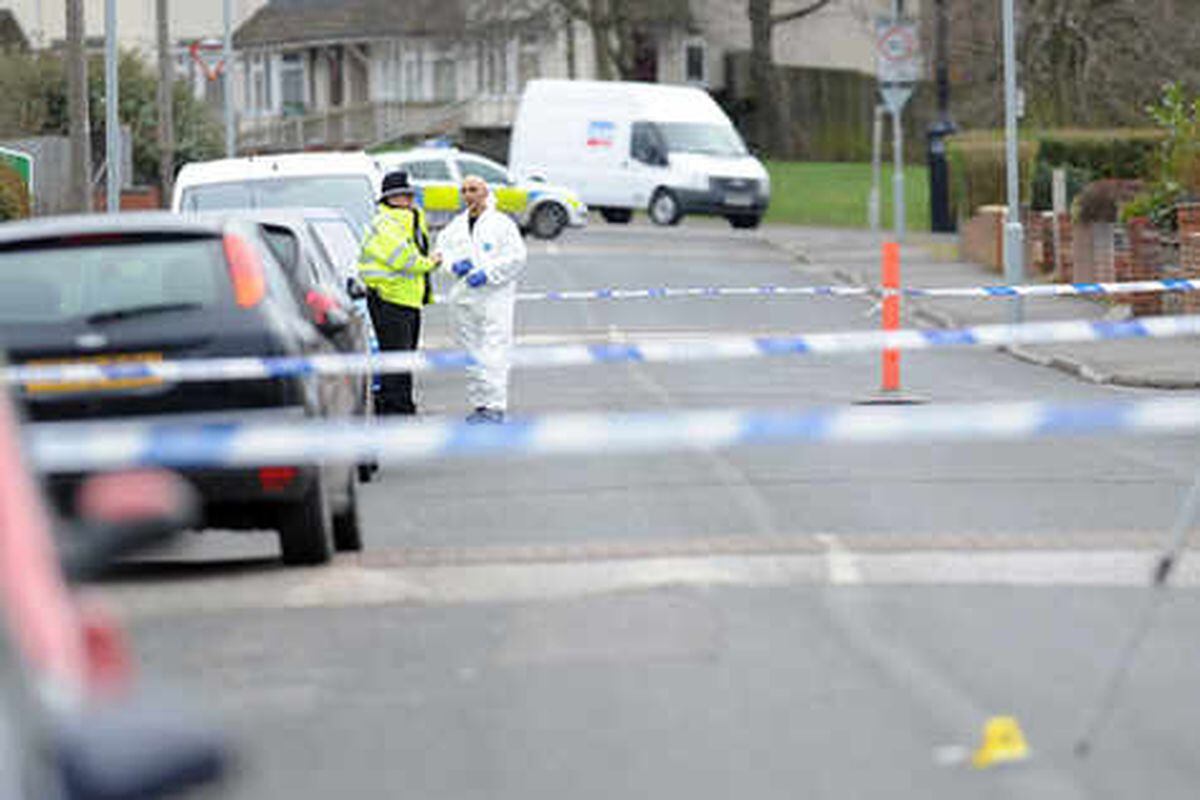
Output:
[725, 192, 753, 207]
[22, 352, 164, 395]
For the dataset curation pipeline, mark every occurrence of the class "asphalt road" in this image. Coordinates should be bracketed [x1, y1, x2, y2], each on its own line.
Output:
[102, 221, 1200, 798]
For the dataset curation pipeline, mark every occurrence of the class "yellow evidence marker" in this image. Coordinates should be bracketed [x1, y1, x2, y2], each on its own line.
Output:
[972, 716, 1031, 768]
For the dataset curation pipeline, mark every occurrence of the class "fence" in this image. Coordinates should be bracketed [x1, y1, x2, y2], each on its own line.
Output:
[237, 95, 521, 154]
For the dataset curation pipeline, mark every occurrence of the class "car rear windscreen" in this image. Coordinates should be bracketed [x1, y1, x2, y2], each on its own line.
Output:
[0, 237, 224, 324]
[308, 218, 362, 279]
[180, 177, 375, 232]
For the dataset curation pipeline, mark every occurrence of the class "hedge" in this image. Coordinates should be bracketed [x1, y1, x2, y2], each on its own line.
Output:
[946, 132, 1037, 221]
[948, 128, 1167, 219]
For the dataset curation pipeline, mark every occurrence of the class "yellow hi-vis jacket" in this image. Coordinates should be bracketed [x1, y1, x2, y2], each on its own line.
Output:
[357, 204, 438, 308]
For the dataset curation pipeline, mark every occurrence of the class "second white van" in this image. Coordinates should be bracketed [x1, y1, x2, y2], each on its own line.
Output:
[508, 80, 770, 229]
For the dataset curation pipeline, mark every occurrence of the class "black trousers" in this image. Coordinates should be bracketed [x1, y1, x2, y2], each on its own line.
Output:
[367, 292, 421, 415]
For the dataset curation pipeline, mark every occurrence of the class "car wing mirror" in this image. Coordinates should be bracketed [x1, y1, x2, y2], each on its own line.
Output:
[305, 289, 350, 337]
[61, 470, 199, 582]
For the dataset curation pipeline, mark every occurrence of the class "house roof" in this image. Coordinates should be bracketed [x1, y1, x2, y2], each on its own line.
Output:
[234, 0, 468, 48]
[0, 10, 30, 51]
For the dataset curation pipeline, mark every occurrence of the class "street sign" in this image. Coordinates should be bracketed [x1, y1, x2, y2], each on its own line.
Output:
[875, 17, 922, 113]
[875, 18, 922, 84]
[0, 146, 33, 201]
[879, 86, 913, 115]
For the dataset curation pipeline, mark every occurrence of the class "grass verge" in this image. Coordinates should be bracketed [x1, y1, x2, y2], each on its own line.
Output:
[765, 161, 931, 231]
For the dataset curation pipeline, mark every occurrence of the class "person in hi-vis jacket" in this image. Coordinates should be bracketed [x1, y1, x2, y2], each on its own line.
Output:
[357, 170, 441, 415]
[435, 175, 527, 423]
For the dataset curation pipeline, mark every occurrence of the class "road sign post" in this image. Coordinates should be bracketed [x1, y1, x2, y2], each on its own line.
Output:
[864, 13, 926, 403]
[875, 16, 920, 241]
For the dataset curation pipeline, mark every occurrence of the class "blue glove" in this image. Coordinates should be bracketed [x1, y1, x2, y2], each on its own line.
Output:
[466, 270, 488, 288]
[452, 259, 473, 278]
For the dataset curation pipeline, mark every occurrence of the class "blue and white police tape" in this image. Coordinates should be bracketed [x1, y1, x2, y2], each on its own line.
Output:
[7, 314, 1200, 388]
[511, 285, 871, 302]
[508, 277, 1200, 303]
[25, 397, 1200, 472]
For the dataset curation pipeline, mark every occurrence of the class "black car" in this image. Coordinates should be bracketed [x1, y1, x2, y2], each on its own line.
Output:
[0, 213, 361, 565]
[194, 207, 376, 419]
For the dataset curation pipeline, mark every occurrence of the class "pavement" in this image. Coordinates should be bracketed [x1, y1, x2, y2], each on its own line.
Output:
[761, 225, 1200, 389]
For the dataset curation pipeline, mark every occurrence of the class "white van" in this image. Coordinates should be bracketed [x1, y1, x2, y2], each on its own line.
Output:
[172, 151, 384, 235]
[508, 80, 770, 229]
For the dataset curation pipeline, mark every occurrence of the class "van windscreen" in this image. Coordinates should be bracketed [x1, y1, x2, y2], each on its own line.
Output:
[655, 123, 748, 157]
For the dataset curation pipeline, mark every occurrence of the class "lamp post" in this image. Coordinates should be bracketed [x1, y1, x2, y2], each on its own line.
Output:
[104, 0, 120, 212]
[223, 0, 235, 157]
[1002, 0, 1024, 322]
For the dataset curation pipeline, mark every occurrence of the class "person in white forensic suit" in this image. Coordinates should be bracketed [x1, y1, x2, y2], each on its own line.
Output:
[435, 175, 527, 423]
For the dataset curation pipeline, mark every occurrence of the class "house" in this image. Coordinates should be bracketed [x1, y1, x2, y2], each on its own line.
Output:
[0, 9, 29, 53]
[228, 0, 911, 155]
[1, 0, 268, 54]
[229, 0, 585, 152]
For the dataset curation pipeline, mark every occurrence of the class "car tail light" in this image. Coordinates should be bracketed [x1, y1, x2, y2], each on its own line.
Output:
[258, 467, 298, 493]
[305, 289, 337, 326]
[223, 234, 266, 308]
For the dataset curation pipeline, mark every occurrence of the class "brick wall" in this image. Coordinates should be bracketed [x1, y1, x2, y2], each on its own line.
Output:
[960, 205, 1005, 272]
[1165, 203, 1200, 315]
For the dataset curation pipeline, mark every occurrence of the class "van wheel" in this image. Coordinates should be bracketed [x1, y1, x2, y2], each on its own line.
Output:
[599, 208, 632, 224]
[530, 203, 568, 239]
[277, 477, 332, 566]
[333, 474, 363, 552]
[649, 189, 682, 226]
[727, 214, 762, 230]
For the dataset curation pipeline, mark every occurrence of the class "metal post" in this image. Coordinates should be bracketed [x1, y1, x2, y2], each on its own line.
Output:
[223, 0, 236, 157]
[891, 0, 905, 241]
[65, 0, 92, 213]
[893, 108, 905, 241]
[156, 0, 175, 208]
[1002, 0, 1024, 322]
[104, 0, 120, 213]
[869, 104, 883, 231]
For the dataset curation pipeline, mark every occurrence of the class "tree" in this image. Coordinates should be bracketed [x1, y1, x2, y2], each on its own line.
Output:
[541, 0, 691, 80]
[747, 0, 836, 157]
[945, 0, 1200, 129]
[0, 49, 222, 188]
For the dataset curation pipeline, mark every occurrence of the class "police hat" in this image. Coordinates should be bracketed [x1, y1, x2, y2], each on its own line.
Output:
[380, 170, 417, 201]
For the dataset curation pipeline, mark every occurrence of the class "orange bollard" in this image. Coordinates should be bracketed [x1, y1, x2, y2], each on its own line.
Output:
[856, 241, 926, 405]
[881, 241, 901, 392]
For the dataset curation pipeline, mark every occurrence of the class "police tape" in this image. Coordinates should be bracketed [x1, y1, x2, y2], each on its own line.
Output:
[508, 277, 1200, 303]
[25, 397, 1200, 472]
[7, 315, 1200, 387]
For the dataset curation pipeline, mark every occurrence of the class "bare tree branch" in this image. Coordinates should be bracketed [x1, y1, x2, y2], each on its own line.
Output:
[771, 0, 835, 26]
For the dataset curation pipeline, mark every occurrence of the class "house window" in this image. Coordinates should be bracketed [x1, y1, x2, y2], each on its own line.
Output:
[684, 38, 706, 85]
[280, 53, 305, 116]
[404, 57, 421, 102]
[433, 58, 457, 102]
[518, 48, 540, 89]
[249, 53, 271, 113]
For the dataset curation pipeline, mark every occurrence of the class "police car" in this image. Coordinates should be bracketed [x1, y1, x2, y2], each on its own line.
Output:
[375, 145, 588, 240]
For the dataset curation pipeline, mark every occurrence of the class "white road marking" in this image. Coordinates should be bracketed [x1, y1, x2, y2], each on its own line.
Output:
[816, 533, 863, 585]
[97, 548, 1200, 620]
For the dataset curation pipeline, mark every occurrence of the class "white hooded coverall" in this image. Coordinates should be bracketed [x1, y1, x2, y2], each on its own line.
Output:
[435, 200, 527, 411]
